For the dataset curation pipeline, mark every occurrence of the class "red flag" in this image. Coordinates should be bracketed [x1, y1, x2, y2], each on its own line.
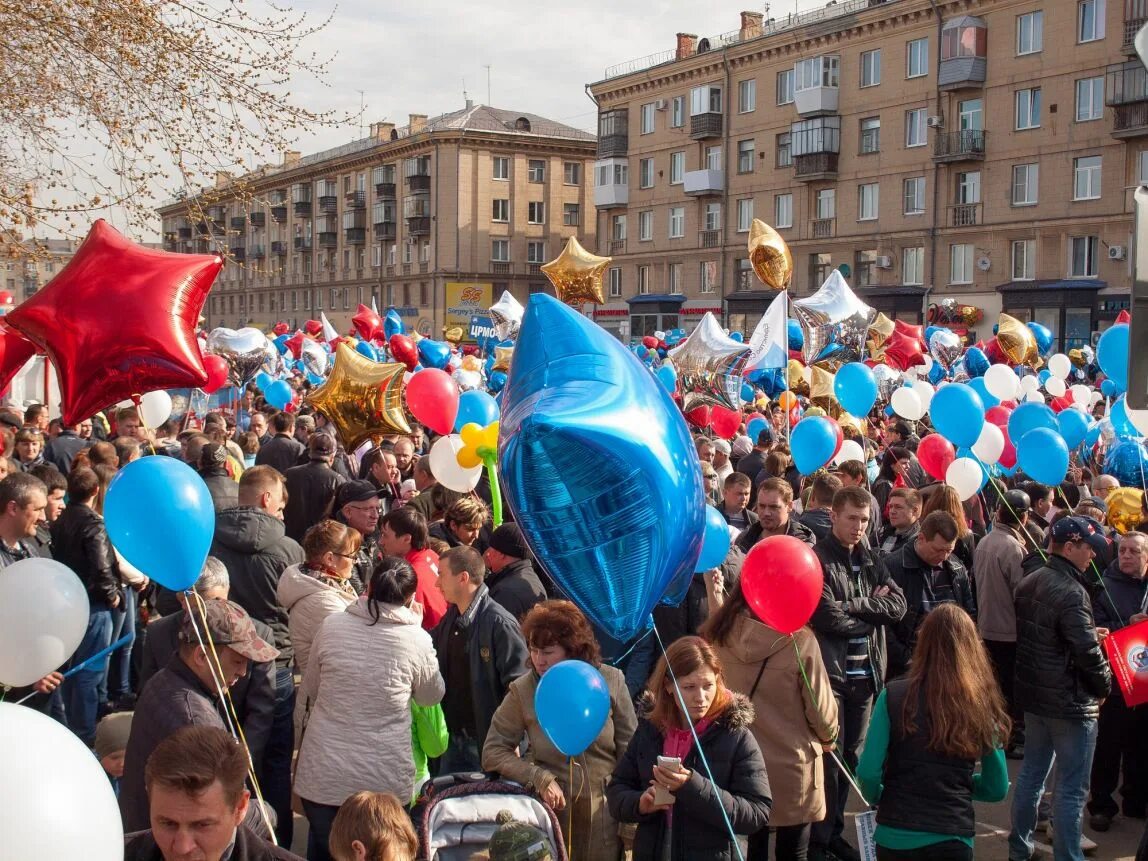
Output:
[1103, 620, 1148, 707]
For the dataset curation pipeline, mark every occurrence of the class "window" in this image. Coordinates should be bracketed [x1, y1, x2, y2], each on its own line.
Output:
[668, 263, 683, 294]
[1073, 156, 1102, 200]
[959, 98, 983, 131]
[402, 242, 412, 264]
[612, 214, 627, 241]
[815, 189, 836, 220]
[639, 158, 654, 189]
[738, 79, 756, 113]
[419, 242, 429, 263]
[1017, 11, 1043, 54]
[1012, 163, 1039, 206]
[527, 202, 545, 224]
[905, 108, 927, 147]
[700, 261, 718, 293]
[795, 56, 840, 91]
[860, 117, 881, 154]
[737, 139, 755, 174]
[704, 203, 722, 231]
[669, 206, 685, 238]
[528, 160, 546, 183]
[1078, 0, 1105, 43]
[597, 161, 628, 187]
[608, 267, 622, 298]
[775, 193, 793, 228]
[858, 183, 879, 221]
[493, 156, 509, 180]
[563, 162, 581, 185]
[942, 24, 987, 59]
[950, 244, 974, 284]
[903, 247, 925, 285]
[737, 198, 754, 232]
[690, 85, 723, 115]
[776, 69, 795, 105]
[527, 241, 545, 263]
[671, 96, 685, 128]
[637, 265, 651, 294]
[906, 37, 929, 78]
[1012, 239, 1036, 280]
[1076, 77, 1104, 122]
[776, 132, 792, 167]
[638, 210, 653, 241]
[706, 146, 722, 171]
[1015, 88, 1041, 130]
[1140, 150, 1148, 185]
[640, 103, 656, 134]
[1070, 236, 1099, 277]
[492, 199, 509, 223]
[669, 151, 685, 184]
[809, 254, 833, 290]
[855, 250, 878, 287]
[491, 240, 509, 262]
[860, 49, 881, 87]
[954, 172, 980, 206]
[563, 203, 580, 226]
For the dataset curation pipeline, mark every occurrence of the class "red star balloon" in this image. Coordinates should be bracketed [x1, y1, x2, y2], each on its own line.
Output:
[351, 304, 383, 342]
[0, 325, 37, 393]
[304, 319, 323, 337]
[5, 220, 220, 425]
[272, 321, 290, 336]
[284, 331, 307, 360]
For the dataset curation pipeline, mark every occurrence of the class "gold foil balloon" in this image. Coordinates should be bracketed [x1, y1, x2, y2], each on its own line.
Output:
[809, 366, 834, 400]
[540, 236, 611, 306]
[1106, 487, 1144, 534]
[442, 325, 465, 345]
[493, 344, 514, 372]
[306, 341, 410, 449]
[996, 313, 1039, 366]
[786, 359, 809, 395]
[460, 355, 483, 373]
[747, 219, 794, 291]
[666, 312, 750, 413]
[869, 313, 895, 349]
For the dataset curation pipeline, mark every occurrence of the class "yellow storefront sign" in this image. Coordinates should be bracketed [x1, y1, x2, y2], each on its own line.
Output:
[444, 282, 493, 333]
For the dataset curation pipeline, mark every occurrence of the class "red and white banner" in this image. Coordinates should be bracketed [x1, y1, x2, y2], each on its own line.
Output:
[1103, 620, 1148, 707]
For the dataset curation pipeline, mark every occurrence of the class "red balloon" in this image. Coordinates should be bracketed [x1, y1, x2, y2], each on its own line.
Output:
[1050, 395, 1073, 414]
[389, 334, 418, 371]
[788, 404, 803, 428]
[893, 319, 925, 346]
[202, 353, 229, 394]
[272, 322, 290, 336]
[404, 368, 459, 435]
[985, 405, 1012, 427]
[983, 341, 1008, 365]
[641, 335, 658, 350]
[304, 319, 323, 337]
[685, 406, 711, 428]
[917, 433, 956, 481]
[709, 405, 740, 439]
[831, 419, 844, 460]
[0, 291, 13, 306]
[0, 326, 36, 394]
[5, 220, 218, 425]
[882, 332, 926, 371]
[744, 411, 765, 428]
[999, 427, 1017, 469]
[1116, 309, 1132, 324]
[742, 535, 824, 634]
[351, 304, 383, 342]
[284, 331, 307, 360]
[999, 399, 1018, 411]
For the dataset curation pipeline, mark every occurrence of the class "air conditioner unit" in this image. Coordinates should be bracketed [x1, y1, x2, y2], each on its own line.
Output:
[926, 115, 944, 128]
[654, 99, 668, 111]
[1109, 244, 1127, 260]
[876, 255, 893, 269]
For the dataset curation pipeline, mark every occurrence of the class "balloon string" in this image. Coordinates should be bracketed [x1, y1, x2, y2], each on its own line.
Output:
[484, 457, 503, 526]
[567, 757, 574, 859]
[606, 626, 654, 669]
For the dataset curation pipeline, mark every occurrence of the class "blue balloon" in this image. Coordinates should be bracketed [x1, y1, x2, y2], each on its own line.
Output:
[1038, 369, 1051, 385]
[964, 347, 990, 378]
[417, 338, 452, 370]
[696, 505, 732, 573]
[272, 334, 289, 355]
[928, 361, 946, 385]
[924, 326, 942, 344]
[306, 372, 323, 386]
[105, 457, 214, 591]
[740, 383, 754, 404]
[1102, 378, 1118, 398]
[1057, 407, 1090, 449]
[930, 383, 985, 448]
[1008, 402, 1058, 443]
[1016, 427, 1070, 486]
[1027, 322, 1054, 357]
[355, 340, 379, 361]
[746, 417, 768, 443]
[1097, 324, 1129, 391]
[787, 319, 804, 351]
[655, 363, 677, 394]
[1085, 420, 1103, 447]
[791, 416, 839, 475]
[487, 370, 508, 394]
[729, 331, 744, 343]
[254, 371, 274, 391]
[833, 362, 878, 417]
[500, 295, 706, 641]
[454, 390, 500, 431]
[383, 308, 404, 340]
[264, 379, 294, 410]
[967, 377, 1000, 409]
[1105, 439, 1148, 490]
[534, 660, 611, 756]
[634, 345, 649, 360]
[1111, 396, 1141, 439]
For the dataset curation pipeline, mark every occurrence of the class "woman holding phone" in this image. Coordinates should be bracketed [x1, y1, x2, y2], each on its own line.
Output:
[607, 636, 772, 860]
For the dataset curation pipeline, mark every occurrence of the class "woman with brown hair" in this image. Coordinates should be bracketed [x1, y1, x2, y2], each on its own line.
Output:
[607, 635, 772, 861]
[921, 485, 978, 573]
[328, 791, 418, 861]
[856, 603, 1011, 860]
[482, 599, 637, 860]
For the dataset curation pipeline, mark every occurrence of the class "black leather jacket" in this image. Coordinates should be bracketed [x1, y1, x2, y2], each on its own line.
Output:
[50, 503, 120, 606]
[734, 517, 816, 555]
[1014, 553, 1112, 721]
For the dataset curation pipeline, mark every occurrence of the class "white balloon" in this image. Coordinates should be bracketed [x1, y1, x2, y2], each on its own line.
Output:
[833, 439, 866, 466]
[138, 389, 172, 428]
[945, 457, 984, 501]
[0, 703, 123, 859]
[1070, 384, 1091, 407]
[972, 422, 1005, 465]
[427, 434, 482, 492]
[1090, 391, 1104, 407]
[912, 379, 935, 410]
[984, 364, 1019, 401]
[920, 355, 934, 374]
[1045, 377, 1067, 398]
[1024, 389, 1045, 404]
[1019, 374, 1041, 394]
[891, 387, 924, 421]
[1047, 353, 1072, 380]
[0, 559, 89, 687]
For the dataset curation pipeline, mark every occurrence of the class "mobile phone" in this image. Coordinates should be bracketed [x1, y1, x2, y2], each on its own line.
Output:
[657, 755, 682, 770]
[653, 756, 682, 805]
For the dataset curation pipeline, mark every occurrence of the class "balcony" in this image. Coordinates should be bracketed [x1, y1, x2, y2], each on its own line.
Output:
[374, 220, 397, 240]
[345, 228, 366, 245]
[938, 57, 987, 91]
[595, 182, 628, 208]
[249, 212, 266, 228]
[407, 216, 431, 236]
[811, 218, 835, 239]
[402, 263, 412, 275]
[230, 216, 247, 230]
[346, 190, 366, 209]
[492, 262, 512, 275]
[1107, 61, 1148, 137]
[938, 19, 988, 91]
[949, 203, 981, 226]
[690, 112, 722, 140]
[683, 169, 725, 196]
[230, 246, 246, 262]
[318, 232, 338, 249]
[608, 239, 626, 256]
[385, 265, 396, 276]
[294, 200, 312, 217]
[250, 245, 266, 260]
[206, 206, 226, 223]
[793, 152, 839, 181]
[318, 195, 338, 214]
[1114, 102, 1148, 137]
[407, 174, 431, 193]
[294, 237, 312, 251]
[177, 226, 192, 239]
[598, 108, 629, 157]
[271, 241, 288, 255]
[375, 182, 396, 199]
[270, 205, 288, 223]
[529, 263, 543, 275]
[933, 130, 986, 163]
[419, 261, 429, 273]
[699, 229, 722, 248]
[794, 86, 839, 117]
[1124, 0, 1146, 53]
[598, 132, 628, 158]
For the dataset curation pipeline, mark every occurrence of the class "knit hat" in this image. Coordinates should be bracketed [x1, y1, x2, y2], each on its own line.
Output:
[486, 810, 554, 861]
[309, 432, 336, 457]
[488, 523, 529, 559]
[94, 711, 133, 760]
[1080, 495, 1108, 514]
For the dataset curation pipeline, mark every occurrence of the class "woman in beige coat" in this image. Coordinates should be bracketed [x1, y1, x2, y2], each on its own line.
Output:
[482, 600, 637, 861]
[703, 579, 838, 861]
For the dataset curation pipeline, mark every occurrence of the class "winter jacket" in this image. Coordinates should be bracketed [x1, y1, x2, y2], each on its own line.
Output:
[431, 585, 529, 746]
[294, 599, 444, 806]
[276, 564, 357, 678]
[810, 533, 907, 690]
[876, 522, 920, 557]
[50, 503, 120, 606]
[1014, 553, 1112, 721]
[429, 519, 492, 553]
[199, 465, 239, 512]
[884, 541, 977, 679]
[483, 664, 637, 860]
[734, 517, 816, 555]
[735, 449, 769, 497]
[798, 508, 833, 543]
[607, 694, 773, 861]
[43, 429, 87, 474]
[973, 521, 1028, 643]
[124, 825, 304, 861]
[1091, 560, 1148, 631]
[485, 558, 548, 621]
[283, 460, 345, 542]
[210, 507, 304, 667]
[712, 613, 838, 826]
[652, 547, 745, 649]
[717, 505, 758, 531]
[406, 547, 447, 631]
[255, 433, 306, 477]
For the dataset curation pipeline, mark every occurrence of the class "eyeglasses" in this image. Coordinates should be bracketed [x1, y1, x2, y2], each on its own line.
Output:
[333, 551, 357, 560]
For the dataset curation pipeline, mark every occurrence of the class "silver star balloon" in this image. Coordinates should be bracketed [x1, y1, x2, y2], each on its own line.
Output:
[928, 329, 962, 371]
[791, 271, 876, 364]
[667, 312, 751, 413]
[489, 290, 525, 342]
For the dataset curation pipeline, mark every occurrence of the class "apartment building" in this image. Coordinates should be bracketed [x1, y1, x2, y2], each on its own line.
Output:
[1, 236, 80, 302]
[589, 0, 1147, 351]
[158, 104, 596, 337]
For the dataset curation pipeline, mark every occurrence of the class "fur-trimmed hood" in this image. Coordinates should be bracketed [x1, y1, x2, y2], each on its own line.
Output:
[635, 689, 756, 731]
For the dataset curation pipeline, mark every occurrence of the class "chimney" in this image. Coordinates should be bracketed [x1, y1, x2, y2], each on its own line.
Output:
[373, 122, 394, 141]
[465, 98, 474, 110]
[739, 11, 764, 40]
[282, 150, 301, 167]
[675, 33, 697, 60]
[409, 113, 428, 135]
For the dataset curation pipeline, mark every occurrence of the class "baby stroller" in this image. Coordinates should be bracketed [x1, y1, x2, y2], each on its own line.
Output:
[416, 773, 567, 861]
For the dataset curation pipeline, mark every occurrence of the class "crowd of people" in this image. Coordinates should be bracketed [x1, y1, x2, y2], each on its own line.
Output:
[4, 382, 1146, 861]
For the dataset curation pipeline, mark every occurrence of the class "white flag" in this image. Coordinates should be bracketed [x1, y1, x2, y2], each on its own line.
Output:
[745, 291, 788, 371]
[320, 312, 339, 342]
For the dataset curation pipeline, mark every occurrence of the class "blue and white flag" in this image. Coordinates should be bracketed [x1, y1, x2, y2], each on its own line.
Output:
[746, 291, 789, 371]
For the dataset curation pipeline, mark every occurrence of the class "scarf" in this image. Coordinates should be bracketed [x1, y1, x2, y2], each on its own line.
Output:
[302, 563, 356, 597]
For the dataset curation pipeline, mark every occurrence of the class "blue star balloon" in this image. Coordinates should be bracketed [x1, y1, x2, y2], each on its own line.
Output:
[499, 295, 706, 641]
[1105, 439, 1148, 491]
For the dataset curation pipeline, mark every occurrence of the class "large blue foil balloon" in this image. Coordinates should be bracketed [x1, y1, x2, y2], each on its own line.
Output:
[488, 370, 507, 394]
[1057, 407, 1090, 450]
[1027, 322, 1054, 357]
[454, 390, 500, 432]
[695, 505, 732, 573]
[1097, 324, 1129, 392]
[1017, 428, 1070, 486]
[930, 383, 984, 448]
[1111, 396, 1141, 439]
[417, 338, 452, 370]
[499, 295, 706, 641]
[788, 319, 804, 352]
[964, 347, 990, 378]
[355, 339, 379, 361]
[534, 660, 611, 756]
[383, 307, 404, 340]
[791, 416, 839, 475]
[1105, 439, 1148, 490]
[1008, 402, 1058, 443]
[833, 362, 877, 417]
[928, 361, 946, 385]
[105, 457, 214, 591]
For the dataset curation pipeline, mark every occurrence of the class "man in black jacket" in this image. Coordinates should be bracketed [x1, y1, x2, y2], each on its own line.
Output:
[481, 522, 547, 620]
[43, 419, 88, 473]
[876, 487, 921, 556]
[734, 428, 775, 500]
[199, 443, 239, 512]
[798, 472, 842, 543]
[734, 477, 815, 554]
[254, 411, 305, 476]
[1009, 516, 1113, 861]
[810, 485, 907, 861]
[283, 432, 345, 542]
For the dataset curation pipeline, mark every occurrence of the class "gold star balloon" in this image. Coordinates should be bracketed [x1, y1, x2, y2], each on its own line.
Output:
[996, 313, 1039, 366]
[306, 342, 410, 449]
[747, 219, 793, 291]
[493, 344, 515, 372]
[540, 236, 611, 306]
[1106, 487, 1144, 534]
[443, 325, 466, 345]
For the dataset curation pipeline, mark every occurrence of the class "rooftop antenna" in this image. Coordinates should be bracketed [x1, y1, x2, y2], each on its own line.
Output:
[484, 64, 492, 106]
[463, 77, 469, 106]
[357, 90, 365, 138]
